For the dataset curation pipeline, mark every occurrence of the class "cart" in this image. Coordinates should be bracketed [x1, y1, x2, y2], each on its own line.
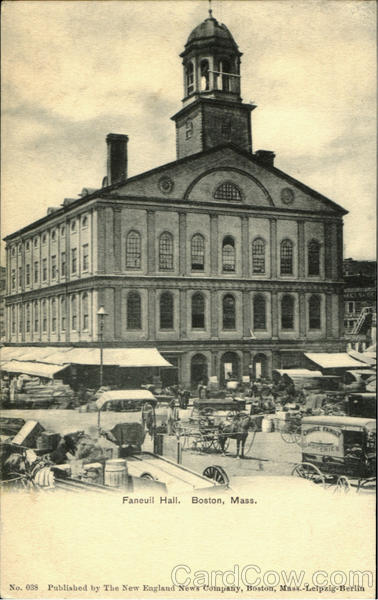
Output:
[176, 396, 246, 453]
[292, 415, 376, 492]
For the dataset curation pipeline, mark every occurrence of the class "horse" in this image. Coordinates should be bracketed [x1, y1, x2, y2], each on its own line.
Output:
[218, 413, 256, 458]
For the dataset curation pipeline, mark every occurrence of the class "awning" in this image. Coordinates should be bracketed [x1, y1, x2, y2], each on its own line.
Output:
[96, 389, 156, 410]
[274, 369, 323, 378]
[305, 353, 367, 369]
[1, 360, 69, 379]
[1, 346, 173, 368]
[348, 350, 376, 366]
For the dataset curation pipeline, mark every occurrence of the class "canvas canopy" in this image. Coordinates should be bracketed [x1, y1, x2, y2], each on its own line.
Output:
[305, 353, 366, 369]
[1, 346, 172, 368]
[96, 389, 156, 410]
[1, 360, 68, 379]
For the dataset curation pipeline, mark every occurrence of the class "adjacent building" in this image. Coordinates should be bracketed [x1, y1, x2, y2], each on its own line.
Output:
[4, 13, 347, 388]
[343, 258, 376, 351]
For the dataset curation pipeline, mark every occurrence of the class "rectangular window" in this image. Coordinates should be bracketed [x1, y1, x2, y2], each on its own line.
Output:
[11, 269, 16, 290]
[61, 252, 66, 277]
[18, 266, 22, 287]
[61, 298, 66, 331]
[71, 248, 77, 274]
[26, 305, 30, 333]
[42, 258, 47, 282]
[51, 255, 57, 279]
[19, 306, 23, 333]
[34, 261, 39, 283]
[26, 264, 30, 285]
[82, 244, 89, 271]
[51, 301, 57, 333]
[34, 303, 39, 333]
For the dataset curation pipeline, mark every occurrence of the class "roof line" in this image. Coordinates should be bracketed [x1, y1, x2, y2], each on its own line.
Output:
[4, 142, 347, 241]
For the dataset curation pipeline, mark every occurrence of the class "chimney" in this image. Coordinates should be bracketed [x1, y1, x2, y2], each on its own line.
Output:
[106, 133, 129, 185]
[254, 149, 276, 167]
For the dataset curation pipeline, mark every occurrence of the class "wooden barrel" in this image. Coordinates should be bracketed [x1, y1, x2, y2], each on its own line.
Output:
[104, 459, 128, 488]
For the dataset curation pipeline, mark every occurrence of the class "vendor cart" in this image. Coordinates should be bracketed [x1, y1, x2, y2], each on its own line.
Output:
[292, 415, 376, 492]
[176, 396, 246, 453]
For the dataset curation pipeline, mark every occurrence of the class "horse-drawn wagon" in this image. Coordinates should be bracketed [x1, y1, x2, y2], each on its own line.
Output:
[292, 415, 376, 492]
[176, 397, 258, 457]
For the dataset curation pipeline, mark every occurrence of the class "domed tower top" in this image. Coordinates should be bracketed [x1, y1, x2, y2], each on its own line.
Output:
[171, 11, 255, 160]
[180, 13, 242, 105]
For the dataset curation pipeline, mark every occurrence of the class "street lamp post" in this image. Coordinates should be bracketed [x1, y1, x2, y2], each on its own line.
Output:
[97, 306, 108, 388]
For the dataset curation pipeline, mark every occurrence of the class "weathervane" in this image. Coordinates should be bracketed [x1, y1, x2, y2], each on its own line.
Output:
[208, 0, 213, 18]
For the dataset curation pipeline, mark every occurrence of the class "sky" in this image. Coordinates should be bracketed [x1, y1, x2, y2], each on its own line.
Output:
[1, 0, 376, 261]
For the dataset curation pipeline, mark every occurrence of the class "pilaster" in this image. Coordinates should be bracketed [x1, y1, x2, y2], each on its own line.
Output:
[269, 218, 277, 278]
[147, 211, 156, 274]
[210, 290, 219, 338]
[210, 214, 218, 274]
[113, 207, 122, 272]
[179, 212, 187, 275]
[297, 220, 305, 279]
[271, 291, 279, 338]
[242, 290, 251, 338]
[241, 216, 249, 277]
[148, 288, 156, 340]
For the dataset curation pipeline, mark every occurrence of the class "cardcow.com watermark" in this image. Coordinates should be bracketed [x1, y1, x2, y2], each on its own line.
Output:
[171, 564, 374, 593]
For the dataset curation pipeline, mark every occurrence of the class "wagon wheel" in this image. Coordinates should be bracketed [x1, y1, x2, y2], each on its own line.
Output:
[293, 426, 302, 446]
[280, 426, 297, 444]
[333, 475, 351, 494]
[291, 462, 325, 486]
[213, 434, 230, 453]
[142, 402, 155, 436]
[202, 465, 229, 486]
[200, 433, 214, 452]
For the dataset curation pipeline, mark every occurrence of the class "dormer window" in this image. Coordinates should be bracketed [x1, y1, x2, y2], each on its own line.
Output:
[214, 182, 242, 202]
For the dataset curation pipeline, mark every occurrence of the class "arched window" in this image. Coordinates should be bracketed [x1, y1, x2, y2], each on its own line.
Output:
[159, 232, 173, 271]
[160, 292, 173, 329]
[191, 234, 205, 271]
[222, 236, 235, 272]
[127, 291, 142, 330]
[200, 59, 209, 91]
[252, 238, 266, 274]
[126, 231, 141, 269]
[309, 295, 321, 330]
[223, 294, 236, 329]
[60, 297, 66, 331]
[214, 182, 242, 201]
[219, 58, 231, 91]
[281, 294, 294, 330]
[280, 239, 293, 274]
[71, 295, 77, 330]
[82, 293, 89, 331]
[308, 240, 320, 276]
[192, 293, 205, 329]
[186, 62, 194, 95]
[253, 294, 266, 330]
[51, 298, 57, 333]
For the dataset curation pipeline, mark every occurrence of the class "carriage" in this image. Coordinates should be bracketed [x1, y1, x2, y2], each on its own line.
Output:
[176, 396, 246, 453]
[292, 415, 376, 492]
